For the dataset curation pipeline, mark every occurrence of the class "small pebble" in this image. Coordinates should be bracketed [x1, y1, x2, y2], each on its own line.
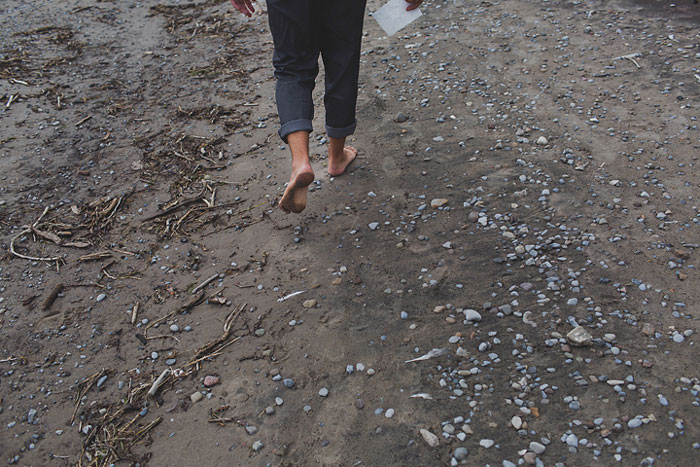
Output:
[453, 447, 469, 460]
[420, 429, 439, 447]
[252, 440, 264, 452]
[283, 378, 295, 389]
[203, 375, 220, 387]
[480, 439, 494, 448]
[96, 375, 108, 389]
[464, 309, 482, 321]
[530, 442, 546, 454]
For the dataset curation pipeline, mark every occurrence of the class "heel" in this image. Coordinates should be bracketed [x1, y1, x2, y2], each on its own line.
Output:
[295, 171, 315, 188]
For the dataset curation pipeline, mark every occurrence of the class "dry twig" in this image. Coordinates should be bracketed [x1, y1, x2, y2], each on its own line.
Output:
[191, 273, 219, 295]
[9, 207, 63, 267]
[42, 283, 64, 311]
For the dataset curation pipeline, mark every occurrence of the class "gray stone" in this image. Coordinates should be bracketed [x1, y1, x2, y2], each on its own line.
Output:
[395, 112, 409, 123]
[499, 304, 512, 315]
[529, 441, 546, 454]
[464, 309, 482, 321]
[420, 429, 439, 447]
[567, 326, 593, 346]
[480, 439, 494, 448]
[252, 440, 264, 452]
[453, 447, 469, 460]
[283, 378, 295, 389]
[96, 375, 108, 388]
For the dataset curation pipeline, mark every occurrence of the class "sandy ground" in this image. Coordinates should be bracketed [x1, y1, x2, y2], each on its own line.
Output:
[1, 0, 700, 466]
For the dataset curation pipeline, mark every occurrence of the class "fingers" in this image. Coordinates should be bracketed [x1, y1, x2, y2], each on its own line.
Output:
[405, 0, 423, 11]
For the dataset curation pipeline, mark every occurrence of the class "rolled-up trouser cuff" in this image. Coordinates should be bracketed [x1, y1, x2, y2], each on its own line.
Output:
[326, 120, 357, 140]
[279, 119, 313, 143]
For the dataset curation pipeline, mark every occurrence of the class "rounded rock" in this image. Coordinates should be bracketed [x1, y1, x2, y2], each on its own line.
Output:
[203, 375, 220, 387]
[252, 440, 264, 452]
[480, 439, 494, 448]
[529, 441, 545, 454]
[282, 378, 295, 388]
[453, 447, 469, 460]
[431, 198, 449, 209]
[464, 309, 482, 322]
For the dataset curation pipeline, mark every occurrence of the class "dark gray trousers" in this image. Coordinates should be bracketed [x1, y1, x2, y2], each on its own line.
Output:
[266, 0, 367, 143]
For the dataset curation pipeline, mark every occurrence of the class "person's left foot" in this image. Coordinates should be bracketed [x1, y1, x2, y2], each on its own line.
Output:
[328, 146, 358, 177]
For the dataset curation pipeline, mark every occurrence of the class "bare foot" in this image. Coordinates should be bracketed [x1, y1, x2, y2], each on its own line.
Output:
[279, 166, 315, 213]
[328, 146, 358, 177]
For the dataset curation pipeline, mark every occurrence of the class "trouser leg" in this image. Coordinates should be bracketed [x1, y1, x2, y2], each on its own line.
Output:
[266, 0, 319, 143]
[319, 0, 367, 139]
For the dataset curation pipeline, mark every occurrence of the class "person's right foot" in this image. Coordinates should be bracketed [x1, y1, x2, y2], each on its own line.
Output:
[279, 165, 315, 213]
[328, 146, 358, 177]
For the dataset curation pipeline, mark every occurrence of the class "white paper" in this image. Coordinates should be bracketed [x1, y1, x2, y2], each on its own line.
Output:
[372, 0, 422, 37]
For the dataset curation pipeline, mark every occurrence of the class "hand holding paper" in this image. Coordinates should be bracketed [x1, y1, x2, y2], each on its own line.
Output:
[373, 0, 423, 37]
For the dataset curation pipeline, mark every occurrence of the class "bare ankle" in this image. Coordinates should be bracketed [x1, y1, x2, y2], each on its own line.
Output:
[328, 137, 346, 159]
